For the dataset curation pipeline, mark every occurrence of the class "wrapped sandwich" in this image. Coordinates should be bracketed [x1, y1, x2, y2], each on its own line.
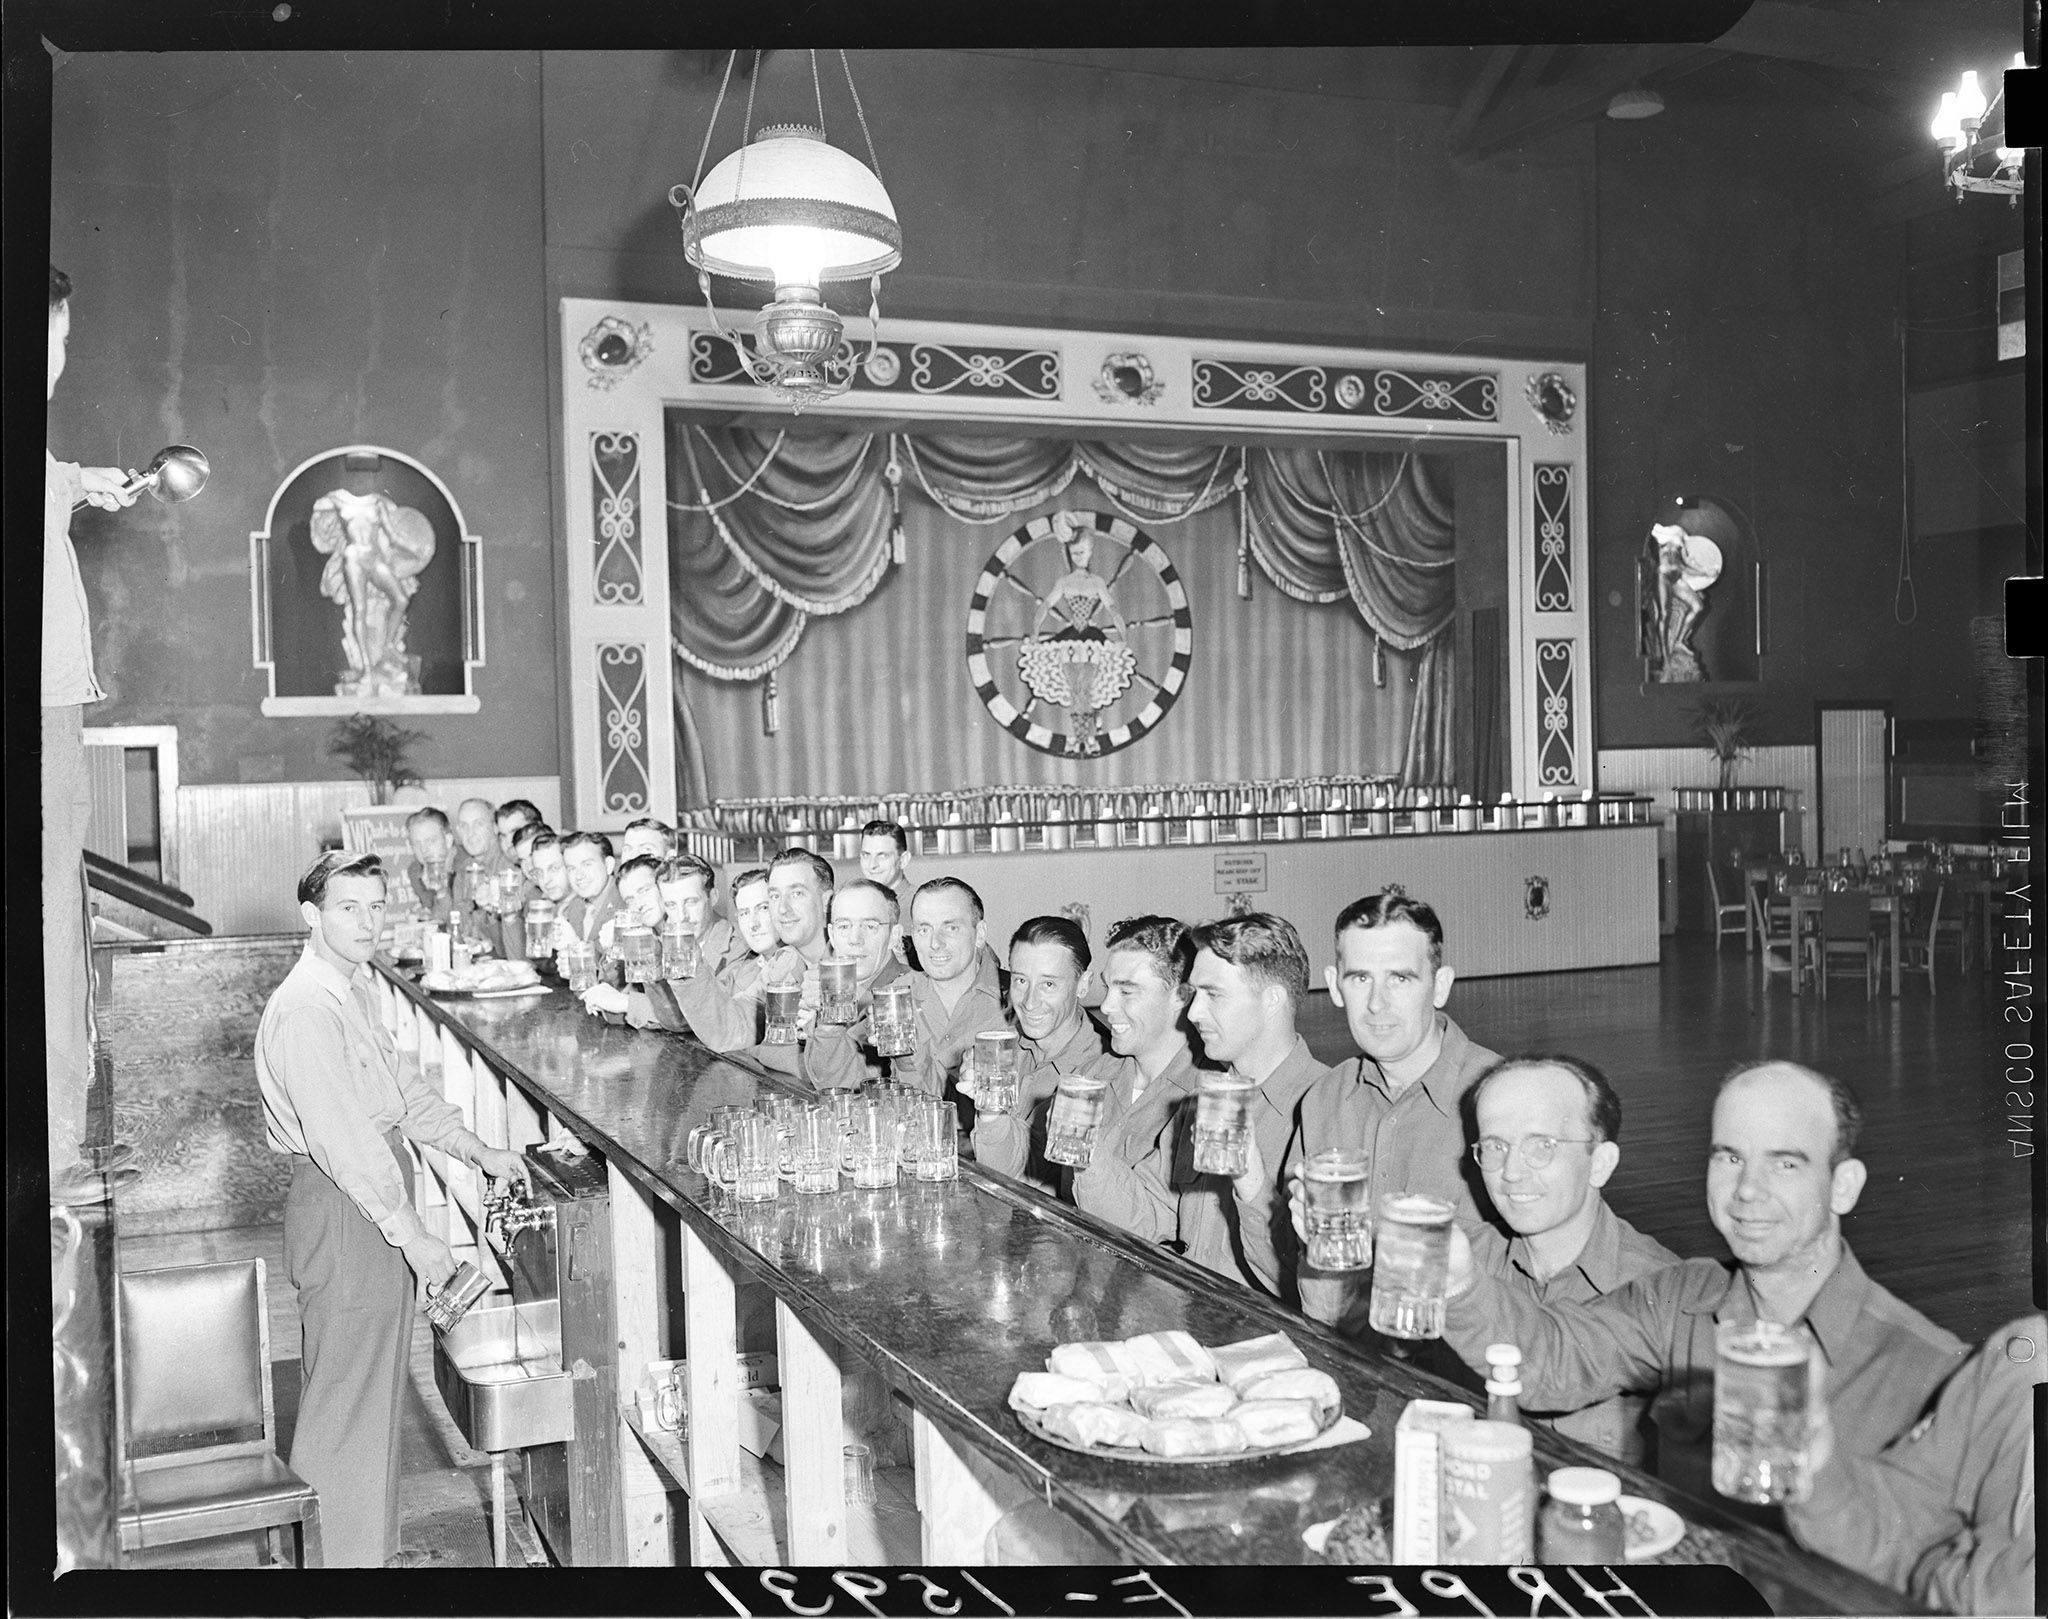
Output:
[1034, 1402, 1150, 1450]
[1121, 1329, 1219, 1386]
[1010, 1371, 1128, 1411]
[1129, 1380, 1241, 1420]
[1229, 1398, 1324, 1447]
[1140, 1416, 1249, 1458]
[1046, 1339, 1144, 1391]
[1212, 1331, 1309, 1391]
[1239, 1367, 1342, 1420]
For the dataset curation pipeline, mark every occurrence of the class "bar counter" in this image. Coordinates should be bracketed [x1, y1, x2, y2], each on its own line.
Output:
[379, 963, 1905, 1610]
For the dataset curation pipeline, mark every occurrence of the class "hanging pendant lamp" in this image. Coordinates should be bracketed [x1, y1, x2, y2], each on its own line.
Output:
[671, 52, 901, 409]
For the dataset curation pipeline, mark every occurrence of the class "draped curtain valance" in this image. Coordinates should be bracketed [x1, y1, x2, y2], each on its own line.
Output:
[666, 421, 1457, 781]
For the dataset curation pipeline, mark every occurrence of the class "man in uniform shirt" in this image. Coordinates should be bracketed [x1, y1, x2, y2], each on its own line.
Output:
[1184, 912, 1329, 1303]
[558, 831, 621, 946]
[972, 916, 1105, 1188]
[527, 830, 574, 914]
[640, 866, 775, 1048]
[1068, 916, 1228, 1259]
[858, 819, 913, 905]
[1467, 1055, 1679, 1463]
[397, 807, 459, 924]
[448, 797, 505, 927]
[801, 880, 909, 1090]
[893, 877, 1006, 1101]
[1440, 1061, 1967, 1507]
[1787, 1311, 2040, 1615]
[1289, 886, 1499, 1325]
[256, 850, 529, 1565]
[659, 853, 744, 970]
[620, 816, 676, 864]
[493, 798, 543, 861]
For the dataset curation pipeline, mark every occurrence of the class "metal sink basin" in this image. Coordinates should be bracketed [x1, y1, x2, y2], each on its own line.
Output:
[431, 1297, 574, 1452]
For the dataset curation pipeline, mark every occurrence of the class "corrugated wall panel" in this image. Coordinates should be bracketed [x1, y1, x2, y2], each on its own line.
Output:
[1818, 709, 1888, 857]
[176, 783, 368, 934]
[83, 744, 129, 864]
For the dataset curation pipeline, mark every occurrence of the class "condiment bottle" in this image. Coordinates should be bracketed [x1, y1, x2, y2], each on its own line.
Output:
[1484, 1342, 1523, 1425]
[1540, 1467, 1628, 1564]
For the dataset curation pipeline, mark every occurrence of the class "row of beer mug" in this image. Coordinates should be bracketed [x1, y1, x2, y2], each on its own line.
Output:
[681, 1086, 962, 1198]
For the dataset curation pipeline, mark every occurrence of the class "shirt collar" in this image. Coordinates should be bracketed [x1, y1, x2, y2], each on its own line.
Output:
[1244, 1036, 1322, 1112]
[1510, 1196, 1624, 1291]
[1697, 1239, 1870, 1362]
[1353, 1015, 1469, 1116]
[298, 942, 362, 1005]
[1030, 1014, 1101, 1072]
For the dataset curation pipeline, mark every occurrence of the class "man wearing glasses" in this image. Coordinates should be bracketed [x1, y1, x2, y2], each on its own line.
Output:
[800, 879, 906, 1090]
[1466, 1055, 1678, 1463]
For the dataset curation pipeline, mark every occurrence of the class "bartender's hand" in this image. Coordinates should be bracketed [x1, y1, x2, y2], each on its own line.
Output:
[581, 983, 629, 1015]
[401, 1229, 459, 1288]
[77, 465, 143, 510]
[473, 1146, 531, 1194]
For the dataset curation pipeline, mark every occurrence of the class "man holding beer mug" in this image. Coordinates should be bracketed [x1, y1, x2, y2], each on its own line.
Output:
[639, 867, 775, 1049]
[1435, 1061, 1965, 1511]
[800, 880, 908, 1090]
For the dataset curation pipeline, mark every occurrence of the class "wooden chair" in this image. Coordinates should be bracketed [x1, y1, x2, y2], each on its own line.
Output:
[116, 1258, 323, 1567]
[1706, 861, 1749, 953]
[1897, 885, 1971, 993]
[1807, 890, 1880, 1001]
[1753, 866, 1796, 969]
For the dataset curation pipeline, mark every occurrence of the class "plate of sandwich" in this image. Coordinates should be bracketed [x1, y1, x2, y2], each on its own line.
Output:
[1008, 1330, 1342, 1465]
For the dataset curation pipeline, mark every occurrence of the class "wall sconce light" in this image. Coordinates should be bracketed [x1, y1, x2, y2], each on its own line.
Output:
[1931, 55, 2026, 202]
[670, 51, 901, 410]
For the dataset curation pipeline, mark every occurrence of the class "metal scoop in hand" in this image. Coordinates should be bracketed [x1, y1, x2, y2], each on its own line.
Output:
[71, 443, 210, 511]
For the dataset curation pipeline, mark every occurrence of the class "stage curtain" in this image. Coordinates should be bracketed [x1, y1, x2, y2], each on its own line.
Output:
[666, 416, 1459, 798]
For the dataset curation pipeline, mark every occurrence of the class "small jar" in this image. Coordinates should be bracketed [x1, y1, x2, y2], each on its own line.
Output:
[1540, 1467, 1627, 1564]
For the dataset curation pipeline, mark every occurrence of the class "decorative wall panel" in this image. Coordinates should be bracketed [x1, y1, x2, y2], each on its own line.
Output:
[1192, 359, 1498, 420]
[597, 643, 651, 816]
[591, 432, 644, 605]
[689, 334, 1061, 401]
[1536, 638, 1578, 787]
[1533, 464, 1574, 612]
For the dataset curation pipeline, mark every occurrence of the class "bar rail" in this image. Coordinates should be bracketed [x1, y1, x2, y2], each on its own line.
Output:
[375, 960, 1908, 1609]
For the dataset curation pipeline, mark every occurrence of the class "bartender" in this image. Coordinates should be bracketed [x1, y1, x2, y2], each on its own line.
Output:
[256, 849, 529, 1566]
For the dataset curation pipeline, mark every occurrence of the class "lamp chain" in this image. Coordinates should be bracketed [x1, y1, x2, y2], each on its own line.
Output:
[689, 50, 738, 201]
[841, 49, 885, 186]
[810, 50, 828, 136]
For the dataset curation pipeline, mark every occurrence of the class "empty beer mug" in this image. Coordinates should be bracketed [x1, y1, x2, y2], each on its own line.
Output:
[789, 1107, 842, 1195]
[763, 982, 803, 1045]
[707, 1112, 781, 1204]
[818, 956, 861, 1026]
[844, 1102, 899, 1190]
[870, 981, 916, 1057]
[1192, 1072, 1259, 1176]
[910, 1098, 959, 1183]
[972, 1030, 1021, 1115]
[1044, 1075, 1110, 1168]
[1302, 1148, 1372, 1271]
[687, 1104, 756, 1174]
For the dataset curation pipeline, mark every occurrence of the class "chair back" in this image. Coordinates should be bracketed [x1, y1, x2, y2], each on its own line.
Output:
[1819, 890, 1873, 941]
[1923, 884, 1947, 940]
[1705, 860, 1729, 908]
[117, 1258, 273, 1473]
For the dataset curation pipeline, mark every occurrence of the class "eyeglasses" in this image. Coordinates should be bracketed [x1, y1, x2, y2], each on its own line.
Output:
[1472, 1135, 1596, 1171]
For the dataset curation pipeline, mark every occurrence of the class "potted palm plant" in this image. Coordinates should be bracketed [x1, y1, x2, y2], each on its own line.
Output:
[1691, 697, 1764, 791]
[331, 714, 429, 856]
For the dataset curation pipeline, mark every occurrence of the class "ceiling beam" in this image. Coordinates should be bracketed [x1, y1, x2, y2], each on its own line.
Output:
[1704, 1, 1897, 75]
[1444, 44, 1523, 154]
[1460, 42, 1719, 157]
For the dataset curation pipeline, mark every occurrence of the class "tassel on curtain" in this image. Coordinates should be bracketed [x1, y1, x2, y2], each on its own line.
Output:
[1235, 457, 1253, 600]
[762, 671, 780, 736]
[1373, 634, 1386, 688]
[886, 438, 905, 565]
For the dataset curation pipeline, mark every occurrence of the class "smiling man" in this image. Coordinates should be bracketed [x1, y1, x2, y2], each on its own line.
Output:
[1439, 1061, 1966, 1507]
[890, 877, 1006, 1102]
[449, 797, 506, 928]
[973, 916, 1105, 1188]
[800, 879, 909, 1090]
[639, 866, 777, 1050]
[255, 851, 528, 1565]
[1067, 915, 1227, 1256]
[1466, 1055, 1679, 1463]
[558, 831, 621, 946]
[527, 831, 574, 908]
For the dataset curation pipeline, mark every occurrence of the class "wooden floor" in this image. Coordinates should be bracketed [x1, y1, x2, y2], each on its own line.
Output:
[1298, 933, 2035, 1347]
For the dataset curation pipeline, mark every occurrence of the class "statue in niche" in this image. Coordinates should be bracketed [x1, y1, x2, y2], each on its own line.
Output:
[1644, 521, 1723, 683]
[311, 489, 439, 699]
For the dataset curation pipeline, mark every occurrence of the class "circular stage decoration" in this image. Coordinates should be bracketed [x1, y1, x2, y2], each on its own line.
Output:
[964, 509, 1192, 758]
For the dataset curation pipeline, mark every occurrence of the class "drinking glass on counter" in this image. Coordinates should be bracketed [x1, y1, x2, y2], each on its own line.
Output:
[844, 1103, 899, 1190]
[843, 1443, 877, 1507]
[707, 1112, 782, 1204]
[789, 1107, 842, 1195]
[686, 1104, 756, 1175]
[617, 924, 658, 988]
[523, 898, 558, 959]
[560, 938, 598, 993]
[908, 1098, 959, 1182]
[659, 919, 699, 980]
[763, 983, 803, 1045]
[1713, 1318, 1816, 1504]
[869, 981, 916, 1057]
[493, 865, 525, 914]
[1043, 1075, 1110, 1168]
[1368, 1192, 1455, 1338]
[1303, 1148, 1373, 1271]
[1191, 1072, 1259, 1175]
[970, 1030, 1020, 1115]
[817, 956, 861, 1025]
